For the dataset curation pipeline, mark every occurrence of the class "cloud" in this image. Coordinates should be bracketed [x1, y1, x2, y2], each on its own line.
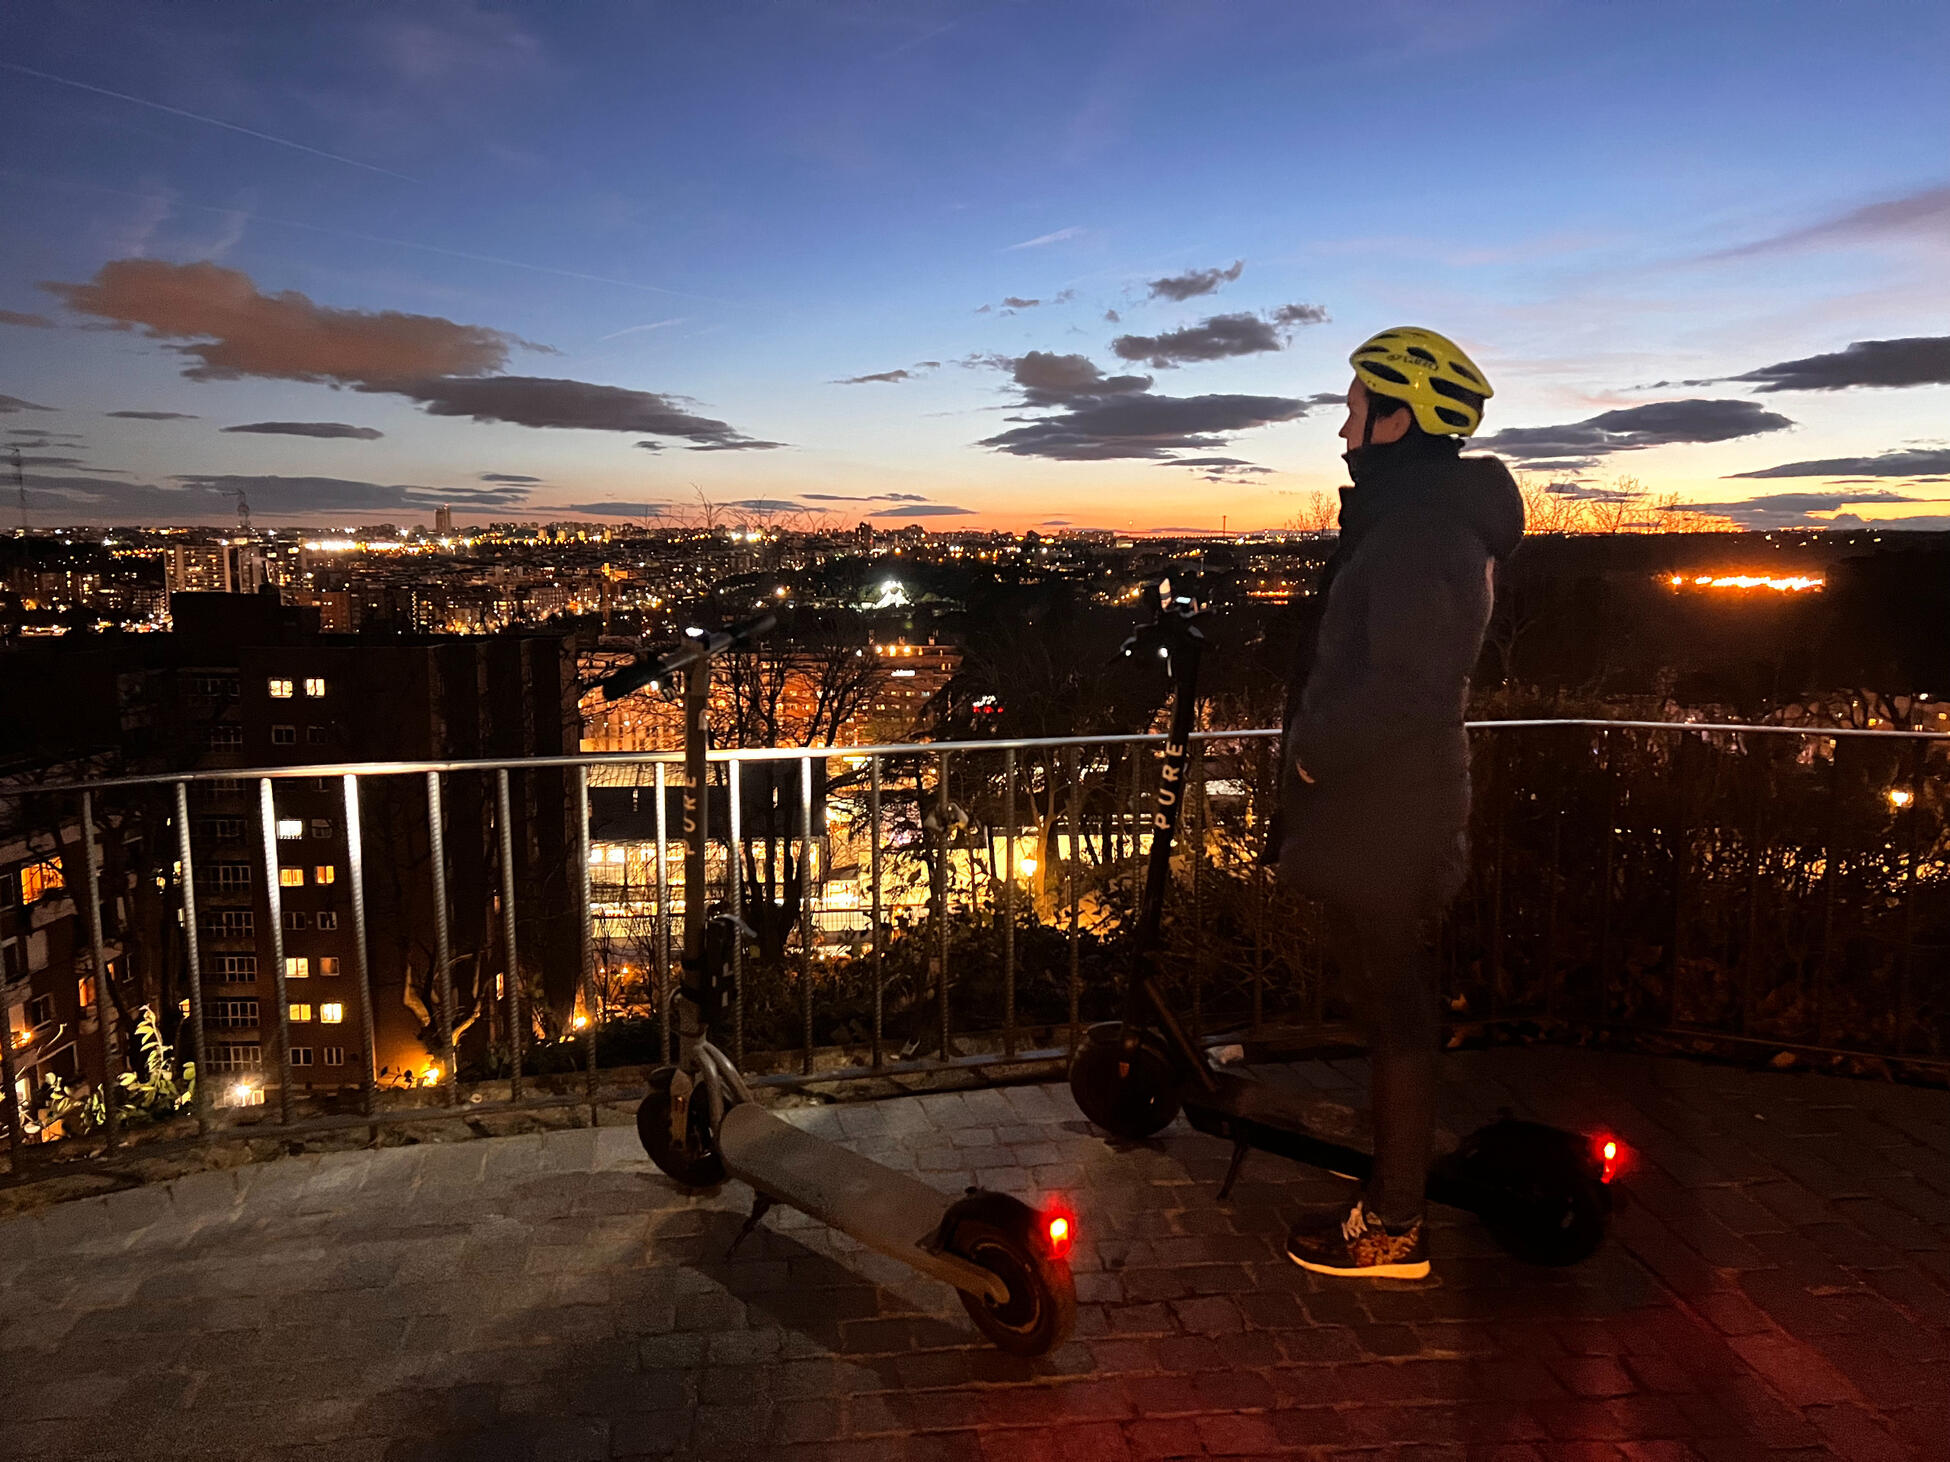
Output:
[726, 499, 821, 514]
[1673, 488, 1944, 528]
[392, 375, 783, 448]
[981, 391, 1315, 461]
[1006, 226, 1085, 250]
[1001, 297, 1040, 310]
[44, 259, 517, 385]
[479, 472, 542, 483]
[834, 369, 914, 384]
[1708, 183, 1950, 260]
[802, 492, 931, 503]
[17, 456, 100, 470]
[0, 309, 54, 328]
[1731, 336, 1950, 392]
[1163, 455, 1273, 479]
[1726, 447, 1950, 479]
[1006, 350, 1152, 406]
[172, 473, 527, 513]
[1111, 307, 1325, 368]
[1104, 309, 1121, 324]
[1039, 519, 1071, 525]
[0, 395, 55, 413]
[1147, 261, 1243, 301]
[1478, 399, 1795, 462]
[105, 410, 198, 420]
[221, 421, 385, 440]
[869, 504, 976, 517]
[567, 500, 668, 517]
[1823, 513, 1950, 531]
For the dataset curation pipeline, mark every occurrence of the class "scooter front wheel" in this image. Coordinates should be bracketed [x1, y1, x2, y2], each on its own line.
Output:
[942, 1194, 1076, 1357]
[1069, 1021, 1183, 1139]
[635, 1065, 726, 1188]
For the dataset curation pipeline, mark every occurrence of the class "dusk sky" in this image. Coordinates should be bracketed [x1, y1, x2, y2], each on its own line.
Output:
[3, 0, 1948, 533]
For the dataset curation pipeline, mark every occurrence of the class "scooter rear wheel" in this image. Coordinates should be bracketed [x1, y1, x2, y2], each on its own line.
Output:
[1441, 1118, 1611, 1267]
[942, 1196, 1076, 1357]
[635, 1065, 726, 1188]
[1069, 1021, 1183, 1139]
[1485, 1172, 1610, 1267]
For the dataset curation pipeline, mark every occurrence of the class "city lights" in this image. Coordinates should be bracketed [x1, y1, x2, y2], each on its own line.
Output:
[1889, 788, 1915, 809]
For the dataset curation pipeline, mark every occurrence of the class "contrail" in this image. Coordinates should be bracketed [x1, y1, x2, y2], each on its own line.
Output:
[0, 170, 739, 305]
[1, 61, 419, 182]
[597, 319, 686, 341]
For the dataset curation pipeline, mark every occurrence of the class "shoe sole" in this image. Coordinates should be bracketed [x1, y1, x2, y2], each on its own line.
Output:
[1287, 1252, 1430, 1279]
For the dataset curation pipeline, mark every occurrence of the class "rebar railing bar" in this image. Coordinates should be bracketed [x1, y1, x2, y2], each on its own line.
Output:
[1003, 747, 1017, 1059]
[76, 789, 121, 1146]
[575, 765, 597, 1122]
[1543, 730, 1565, 1025]
[1813, 742, 1843, 1047]
[1189, 745, 1204, 1045]
[1739, 740, 1768, 1037]
[1894, 739, 1924, 1059]
[1598, 731, 1617, 1028]
[727, 758, 745, 1069]
[255, 780, 293, 1128]
[173, 780, 211, 1136]
[340, 775, 378, 1119]
[654, 759, 671, 1065]
[869, 755, 884, 1072]
[494, 769, 523, 1100]
[800, 755, 815, 1077]
[937, 749, 952, 1061]
[26, 718, 1950, 799]
[1487, 736, 1507, 1019]
[1067, 747, 1082, 1055]
[424, 772, 456, 1104]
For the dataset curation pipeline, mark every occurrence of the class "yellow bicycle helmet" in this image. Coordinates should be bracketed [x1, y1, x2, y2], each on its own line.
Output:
[1349, 326, 1494, 437]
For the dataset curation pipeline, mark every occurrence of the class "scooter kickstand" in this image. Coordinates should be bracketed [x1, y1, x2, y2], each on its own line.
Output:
[726, 1194, 774, 1259]
[1218, 1140, 1251, 1201]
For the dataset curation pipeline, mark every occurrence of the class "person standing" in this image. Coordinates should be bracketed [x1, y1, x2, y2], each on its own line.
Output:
[1278, 327, 1524, 1279]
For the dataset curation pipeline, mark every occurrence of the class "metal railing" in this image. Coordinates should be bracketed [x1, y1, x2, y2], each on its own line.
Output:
[3, 717, 1947, 1180]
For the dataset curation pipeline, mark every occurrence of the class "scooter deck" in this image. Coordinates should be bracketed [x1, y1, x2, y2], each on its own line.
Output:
[1183, 1069, 1492, 1215]
[718, 1103, 1007, 1301]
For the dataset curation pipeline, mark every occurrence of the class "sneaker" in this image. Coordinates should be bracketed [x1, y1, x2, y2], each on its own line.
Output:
[1286, 1201, 1429, 1279]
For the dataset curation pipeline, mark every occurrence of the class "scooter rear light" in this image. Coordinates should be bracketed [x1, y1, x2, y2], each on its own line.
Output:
[1595, 1135, 1622, 1184]
[1044, 1209, 1074, 1259]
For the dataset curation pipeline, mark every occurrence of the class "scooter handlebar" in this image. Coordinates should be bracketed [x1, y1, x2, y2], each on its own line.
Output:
[599, 611, 778, 700]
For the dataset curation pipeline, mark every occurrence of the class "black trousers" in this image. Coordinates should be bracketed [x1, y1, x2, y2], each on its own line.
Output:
[1325, 905, 1440, 1227]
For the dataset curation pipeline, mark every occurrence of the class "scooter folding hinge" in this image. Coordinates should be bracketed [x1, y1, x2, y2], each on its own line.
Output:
[726, 1194, 773, 1259]
[668, 1067, 694, 1149]
[1217, 1139, 1251, 1201]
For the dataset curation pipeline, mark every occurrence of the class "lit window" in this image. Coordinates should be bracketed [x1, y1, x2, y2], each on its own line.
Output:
[322, 1046, 345, 1066]
[289, 1003, 312, 1022]
[314, 865, 336, 885]
[78, 976, 95, 1008]
[303, 677, 326, 698]
[320, 1003, 344, 1024]
[269, 678, 293, 699]
[285, 957, 309, 979]
[319, 956, 342, 976]
[19, 857, 63, 904]
[279, 867, 304, 887]
[271, 725, 296, 745]
[277, 819, 304, 840]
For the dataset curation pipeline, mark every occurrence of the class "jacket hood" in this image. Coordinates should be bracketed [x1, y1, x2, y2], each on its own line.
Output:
[1452, 453, 1525, 560]
[1340, 435, 1525, 561]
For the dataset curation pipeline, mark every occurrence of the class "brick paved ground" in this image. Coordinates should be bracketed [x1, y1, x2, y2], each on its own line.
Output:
[1, 1047, 1945, 1461]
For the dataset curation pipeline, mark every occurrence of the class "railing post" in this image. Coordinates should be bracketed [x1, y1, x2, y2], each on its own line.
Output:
[869, 755, 884, 1072]
[340, 775, 378, 1120]
[425, 771, 456, 1103]
[1251, 738, 1268, 1035]
[173, 780, 211, 1136]
[936, 748, 952, 1060]
[77, 789, 120, 1146]
[1894, 737, 1923, 1058]
[1067, 746, 1082, 1055]
[1002, 747, 1017, 1058]
[654, 759, 671, 1065]
[800, 754, 815, 1076]
[727, 757, 745, 1069]
[575, 765, 597, 1123]
[1597, 730, 1617, 1026]
[1812, 741, 1843, 1046]
[256, 779, 294, 1128]
[495, 769, 522, 1101]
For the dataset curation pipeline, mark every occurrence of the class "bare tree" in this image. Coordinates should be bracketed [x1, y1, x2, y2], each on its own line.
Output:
[1286, 491, 1339, 536]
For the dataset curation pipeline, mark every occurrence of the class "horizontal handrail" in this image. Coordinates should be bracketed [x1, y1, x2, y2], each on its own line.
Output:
[7, 719, 1948, 797]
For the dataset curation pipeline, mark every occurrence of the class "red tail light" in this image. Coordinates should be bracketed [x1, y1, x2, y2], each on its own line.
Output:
[1044, 1209, 1074, 1259]
[1595, 1136, 1622, 1184]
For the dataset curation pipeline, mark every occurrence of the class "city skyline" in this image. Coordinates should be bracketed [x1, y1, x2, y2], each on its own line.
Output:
[4, 1, 1949, 533]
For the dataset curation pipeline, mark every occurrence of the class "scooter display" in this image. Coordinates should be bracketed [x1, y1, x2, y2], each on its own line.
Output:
[1067, 579, 1619, 1267]
[602, 615, 1076, 1355]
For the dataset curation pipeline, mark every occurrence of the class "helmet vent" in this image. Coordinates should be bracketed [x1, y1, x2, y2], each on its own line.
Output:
[1406, 346, 1437, 365]
[1362, 360, 1411, 386]
[1433, 406, 1470, 428]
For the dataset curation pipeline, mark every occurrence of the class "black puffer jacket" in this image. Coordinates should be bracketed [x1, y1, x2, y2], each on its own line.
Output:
[1276, 433, 1524, 919]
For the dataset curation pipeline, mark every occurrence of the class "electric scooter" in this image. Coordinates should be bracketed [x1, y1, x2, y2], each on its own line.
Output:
[601, 615, 1077, 1355]
[1067, 579, 1620, 1266]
